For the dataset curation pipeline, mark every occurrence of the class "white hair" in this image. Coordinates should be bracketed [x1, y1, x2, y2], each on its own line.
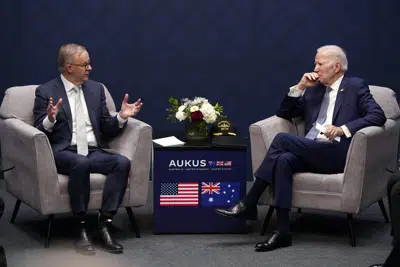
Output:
[317, 45, 348, 72]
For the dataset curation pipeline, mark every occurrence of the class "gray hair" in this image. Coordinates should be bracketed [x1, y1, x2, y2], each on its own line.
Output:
[58, 43, 86, 73]
[317, 45, 348, 72]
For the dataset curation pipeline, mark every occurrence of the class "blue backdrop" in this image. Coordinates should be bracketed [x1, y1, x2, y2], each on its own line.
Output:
[1, 0, 399, 137]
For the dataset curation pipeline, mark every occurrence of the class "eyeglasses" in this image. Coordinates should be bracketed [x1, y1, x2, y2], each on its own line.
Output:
[70, 61, 91, 69]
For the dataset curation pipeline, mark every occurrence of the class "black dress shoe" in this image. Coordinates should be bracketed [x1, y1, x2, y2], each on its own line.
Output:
[255, 231, 292, 252]
[75, 228, 95, 255]
[95, 222, 123, 254]
[215, 201, 257, 221]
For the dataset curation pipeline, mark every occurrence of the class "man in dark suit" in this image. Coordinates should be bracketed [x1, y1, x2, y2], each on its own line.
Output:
[33, 43, 143, 255]
[370, 173, 400, 267]
[215, 45, 387, 252]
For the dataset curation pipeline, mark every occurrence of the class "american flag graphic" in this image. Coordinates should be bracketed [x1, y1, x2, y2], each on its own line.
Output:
[160, 182, 199, 206]
[224, 161, 232, 166]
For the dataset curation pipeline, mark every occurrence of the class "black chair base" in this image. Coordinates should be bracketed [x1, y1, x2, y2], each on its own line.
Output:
[0, 245, 7, 267]
[10, 199, 142, 248]
[260, 199, 389, 247]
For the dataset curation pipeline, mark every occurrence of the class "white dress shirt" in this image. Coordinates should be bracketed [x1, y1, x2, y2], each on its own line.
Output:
[42, 75, 127, 147]
[288, 75, 351, 141]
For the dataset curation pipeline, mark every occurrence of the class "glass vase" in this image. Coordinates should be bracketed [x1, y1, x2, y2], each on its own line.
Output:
[185, 121, 209, 142]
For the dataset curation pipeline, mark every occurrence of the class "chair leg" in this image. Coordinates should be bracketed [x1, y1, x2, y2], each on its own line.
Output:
[44, 215, 54, 248]
[347, 214, 356, 247]
[261, 206, 275, 236]
[10, 199, 21, 224]
[378, 199, 390, 223]
[125, 207, 140, 238]
[297, 208, 302, 214]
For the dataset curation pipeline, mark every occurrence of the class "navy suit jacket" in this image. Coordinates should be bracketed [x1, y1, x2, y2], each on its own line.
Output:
[276, 76, 387, 149]
[33, 77, 124, 153]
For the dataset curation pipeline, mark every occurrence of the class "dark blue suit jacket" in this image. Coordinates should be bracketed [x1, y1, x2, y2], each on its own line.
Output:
[276, 76, 387, 149]
[33, 77, 124, 153]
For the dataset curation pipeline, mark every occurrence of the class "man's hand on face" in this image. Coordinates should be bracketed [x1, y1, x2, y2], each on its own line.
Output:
[296, 72, 320, 90]
[119, 94, 143, 120]
[47, 97, 63, 122]
[324, 125, 344, 141]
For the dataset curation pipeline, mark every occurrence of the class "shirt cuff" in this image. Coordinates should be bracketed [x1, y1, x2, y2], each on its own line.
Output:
[42, 116, 56, 132]
[288, 85, 304, 97]
[117, 113, 128, 128]
[341, 125, 352, 138]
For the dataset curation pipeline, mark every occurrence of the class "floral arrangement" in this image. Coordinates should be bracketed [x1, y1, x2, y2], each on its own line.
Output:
[167, 97, 224, 124]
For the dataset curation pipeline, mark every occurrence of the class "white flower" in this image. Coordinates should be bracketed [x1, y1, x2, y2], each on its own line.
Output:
[190, 106, 199, 112]
[200, 103, 217, 123]
[175, 111, 187, 121]
[193, 97, 208, 105]
[178, 105, 186, 112]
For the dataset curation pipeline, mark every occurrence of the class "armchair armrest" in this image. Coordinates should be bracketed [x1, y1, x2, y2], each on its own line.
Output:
[0, 119, 60, 214]
[108, 117, 152, 207]
[341, 119, 400, 213]
[249, 115, 297, 175]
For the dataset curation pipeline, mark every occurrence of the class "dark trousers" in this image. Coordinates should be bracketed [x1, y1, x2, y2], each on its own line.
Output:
[381, 173, 400, 267]
[387, 173, 400, 242]
[254, 133, 348, 209]
[54, 147, 131, 214]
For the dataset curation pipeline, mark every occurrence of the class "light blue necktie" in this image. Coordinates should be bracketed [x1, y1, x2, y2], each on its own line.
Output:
[74, 86, 88, 156]
[305, 87, 332, 140]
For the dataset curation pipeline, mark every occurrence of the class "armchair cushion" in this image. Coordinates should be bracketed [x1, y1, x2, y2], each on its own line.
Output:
[292, 172, 343, 193]
[0, 85, 38, 124]
[369, 86, 400, 120]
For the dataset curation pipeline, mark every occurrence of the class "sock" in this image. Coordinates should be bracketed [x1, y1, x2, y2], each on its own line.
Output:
[276, 208, 290, 233]
[241, 178, 269, 207]
[99, 211, 114, 223]
[73, 212, 86, 226]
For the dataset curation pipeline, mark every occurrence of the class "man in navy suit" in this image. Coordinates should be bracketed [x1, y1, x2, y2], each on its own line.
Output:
[33, 43, 143, 255]
[215, 45, 386, 252]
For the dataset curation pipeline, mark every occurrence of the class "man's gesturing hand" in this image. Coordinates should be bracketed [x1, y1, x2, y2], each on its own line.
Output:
[119, 94, 143, 120]
[324, 125, 344, 141]
[296, 72, 320, 90]
[47, 97, 62, 122]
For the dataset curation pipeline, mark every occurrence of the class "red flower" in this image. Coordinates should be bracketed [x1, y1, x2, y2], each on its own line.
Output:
[191, 110, 203, 122]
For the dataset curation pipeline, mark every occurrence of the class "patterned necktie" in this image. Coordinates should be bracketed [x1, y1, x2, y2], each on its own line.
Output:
[74, 86, 88, 156]
[305, 87, 332, 140]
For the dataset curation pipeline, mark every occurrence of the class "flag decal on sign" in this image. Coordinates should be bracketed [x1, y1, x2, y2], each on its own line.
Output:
[160, 182, 198, 206]
[201, 181, 240, 207]
[201, 182, 220, 195]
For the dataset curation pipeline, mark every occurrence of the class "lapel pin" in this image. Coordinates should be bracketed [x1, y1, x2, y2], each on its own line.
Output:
[340, 88, 344, 92]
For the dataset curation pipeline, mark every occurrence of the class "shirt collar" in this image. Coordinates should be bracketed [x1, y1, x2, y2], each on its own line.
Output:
[329, 75, 344, 92]
[60, 74, 80, 92]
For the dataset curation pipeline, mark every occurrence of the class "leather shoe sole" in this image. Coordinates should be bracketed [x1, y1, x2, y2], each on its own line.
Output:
[93, 238, 123, 254]
[254, 233, 292, 252]
[75, 244, 95, 256]
[214, 209, 257, 221]
[255, 241, 292, 252]
[99, 245, 123, 254]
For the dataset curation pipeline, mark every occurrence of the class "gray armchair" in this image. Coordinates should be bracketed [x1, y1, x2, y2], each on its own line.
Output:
[0, 85, 152, 248]
[249, 85, 400, 246]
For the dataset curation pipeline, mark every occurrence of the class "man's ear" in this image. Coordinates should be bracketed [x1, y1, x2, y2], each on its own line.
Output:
[335, 61, 341, 73]
[66, 64, 73, 74]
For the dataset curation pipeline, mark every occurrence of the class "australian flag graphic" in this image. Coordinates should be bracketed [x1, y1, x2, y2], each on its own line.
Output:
[201, 181, 240, 207]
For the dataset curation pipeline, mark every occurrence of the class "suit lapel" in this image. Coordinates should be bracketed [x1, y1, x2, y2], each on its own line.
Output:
[332, 77, 348, 123]
[53, 77, 72, 133]
[81, 82, 98, 133]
